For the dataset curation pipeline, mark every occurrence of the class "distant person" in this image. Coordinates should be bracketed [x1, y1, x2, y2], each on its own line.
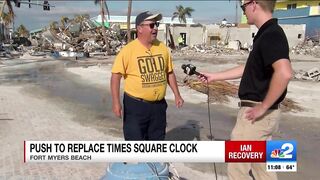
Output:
[110, 11, 184, 140]
[221, 18, 227, 27]
[177, 35, 183, 48]
[198, 0, 292, 180]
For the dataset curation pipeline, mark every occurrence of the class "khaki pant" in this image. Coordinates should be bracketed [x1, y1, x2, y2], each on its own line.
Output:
[228, 107, 280, 180]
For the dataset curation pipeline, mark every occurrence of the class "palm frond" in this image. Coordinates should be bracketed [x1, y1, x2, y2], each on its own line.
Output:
[4, 0, 14, 19]
[172, 4, 194, 24]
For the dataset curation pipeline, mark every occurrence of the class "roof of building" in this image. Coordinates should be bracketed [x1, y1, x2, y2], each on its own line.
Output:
[29, 28, 43, 34]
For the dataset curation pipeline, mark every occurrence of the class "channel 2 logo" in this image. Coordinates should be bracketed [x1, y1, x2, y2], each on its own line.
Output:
[267, 140, 297, 162]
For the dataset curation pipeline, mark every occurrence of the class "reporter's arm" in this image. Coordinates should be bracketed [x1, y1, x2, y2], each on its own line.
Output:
[261, 59, 292, 110]
[200, 65, 245, 82]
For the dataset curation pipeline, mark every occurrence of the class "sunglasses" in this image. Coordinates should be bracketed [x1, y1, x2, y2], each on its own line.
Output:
[241, 0, 255, 12]
[140, 22, 160, 29]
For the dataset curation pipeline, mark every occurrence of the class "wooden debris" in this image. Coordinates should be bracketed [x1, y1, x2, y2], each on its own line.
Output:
[184, 79, 303, 112]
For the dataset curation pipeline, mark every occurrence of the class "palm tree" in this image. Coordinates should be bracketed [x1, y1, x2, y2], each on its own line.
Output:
[171, 5, 194, 24]
[60, 16, 69, 30]
[82, 14, 90, 20]
[94, 0, 111, 54]
[74, 14, 88, 23]
[71, 14, 89, 32]
[16, 24, 29, 37]
[1, 0, 15, 41]
[49, 21, 59, 33]
[126, 0, 132, 42]
[1, 12, 13, 27]
[1, 12, 14, 40]
[1, 0, 14, 18]
[74, 14, 84, 31]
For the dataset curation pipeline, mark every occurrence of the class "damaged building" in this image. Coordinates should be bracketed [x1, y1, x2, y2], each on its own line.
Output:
[25, 10, 310, 57]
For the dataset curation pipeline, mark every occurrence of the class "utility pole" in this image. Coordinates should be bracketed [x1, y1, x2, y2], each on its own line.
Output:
[0, 1, 7, 18]
[126, 0, 132, 42]
[0, 0, 55, 43]
[235, 1, 238, 24]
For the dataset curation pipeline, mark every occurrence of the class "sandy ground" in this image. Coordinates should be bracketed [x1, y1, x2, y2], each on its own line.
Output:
[67, 54, 320, 118]
[0, 85, 110, 179]
[68, 56, 320, 179]
[0, 53, 319, 179]
[0, 59, 227, 179]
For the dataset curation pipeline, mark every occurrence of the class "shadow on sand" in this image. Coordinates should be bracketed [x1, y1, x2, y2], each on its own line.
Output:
[165, 120, 201, 141]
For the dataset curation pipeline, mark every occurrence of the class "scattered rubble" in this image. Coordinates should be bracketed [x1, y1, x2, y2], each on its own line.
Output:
[172, 44, 247, 58]
[0, 44, 22, 59]
[294, 67, 320, 81]
[183, 78, 303, 112]
[0, 16, 127, 61]
[291, 40, 320, 57]
[29, 18, 126, 56]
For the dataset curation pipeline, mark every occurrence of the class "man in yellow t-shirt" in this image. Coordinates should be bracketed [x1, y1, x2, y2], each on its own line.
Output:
[111, 11, 184, 140]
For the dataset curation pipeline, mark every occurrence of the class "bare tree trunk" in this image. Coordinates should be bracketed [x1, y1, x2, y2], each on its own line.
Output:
[0, 1, 6, 42]
[0, 1, 7, 17]
[100, 0, 111, 55]
[126, 0, 132, 43]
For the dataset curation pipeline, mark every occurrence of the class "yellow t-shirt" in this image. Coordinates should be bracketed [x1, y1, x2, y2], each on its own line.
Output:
[111, 39, 173, 101]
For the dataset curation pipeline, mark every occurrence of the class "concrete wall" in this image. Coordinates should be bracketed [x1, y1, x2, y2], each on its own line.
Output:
[156, 23, 305, 49]
[206, 25, 256, 46]
[205, 24, 305, 48]
[156, 24, 166, 43]
[281, 24, 306, 47]
[247, 25, 306, 48]
[273, 6, 320, 39]
[169, 25, 204, 47]
[229, 27, 253, 47]
[205, 25, 252, 47]
[278, 16, 320, 39]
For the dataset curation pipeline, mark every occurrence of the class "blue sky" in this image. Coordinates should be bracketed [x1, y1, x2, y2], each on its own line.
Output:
[11, 1, 241, 31]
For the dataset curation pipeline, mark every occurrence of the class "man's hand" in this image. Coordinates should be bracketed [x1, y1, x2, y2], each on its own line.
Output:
[167, 72, 184, 108]
[198, 72, 214, 83]
[112, 102, 122, 118]
[197, 65, 245, 83]
[245, 104, 268, 123]
[175, 95, 184, 108]
[111, 73, 122, 119]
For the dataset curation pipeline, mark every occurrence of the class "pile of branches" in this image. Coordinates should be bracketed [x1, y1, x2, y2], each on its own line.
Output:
[184, 79, 237, 102]
[184, 79, 302, 112]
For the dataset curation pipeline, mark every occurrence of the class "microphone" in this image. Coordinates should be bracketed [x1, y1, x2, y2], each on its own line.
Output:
[181, 64, 206, 79]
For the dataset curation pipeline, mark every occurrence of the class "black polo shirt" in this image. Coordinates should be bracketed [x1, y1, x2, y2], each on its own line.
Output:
[238, 18, 290, 105]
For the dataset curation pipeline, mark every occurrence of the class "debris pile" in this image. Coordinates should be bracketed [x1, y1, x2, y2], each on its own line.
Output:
[291, 40, 320, 57]
[172, 44, 247, 58]
[0, 44, 22, 59]
[294, 67, 320, 81]
[184, 78, 303, 112]
[31, 19, 126, 56]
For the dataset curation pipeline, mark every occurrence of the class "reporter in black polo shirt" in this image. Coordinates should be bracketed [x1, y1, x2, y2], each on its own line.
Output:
[198, 0, 292, 180]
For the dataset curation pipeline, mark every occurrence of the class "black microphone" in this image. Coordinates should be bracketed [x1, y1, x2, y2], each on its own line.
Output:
[181, 64, 207, 79]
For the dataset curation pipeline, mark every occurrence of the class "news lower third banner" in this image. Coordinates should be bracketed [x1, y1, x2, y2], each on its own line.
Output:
[24, 140, 296, 172]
